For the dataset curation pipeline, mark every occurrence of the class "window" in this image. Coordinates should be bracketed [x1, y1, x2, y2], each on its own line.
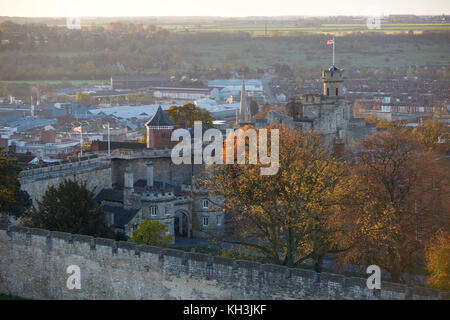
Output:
[336, 88, 339, 96]
[414, 200, 420, 214]
[416, 229, 422, 242]
[217, 215, 222, 226]
[165, 206, 170, 216]
[202, 216, 209, 226]
[202, 199, 209, 209]
[150, 206, 157, 217]
[326, 88, 329, 96]
[432, 180, 440, 191]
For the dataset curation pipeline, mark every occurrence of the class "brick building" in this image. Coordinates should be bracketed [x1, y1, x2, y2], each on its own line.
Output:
[145, 106, 175, 148]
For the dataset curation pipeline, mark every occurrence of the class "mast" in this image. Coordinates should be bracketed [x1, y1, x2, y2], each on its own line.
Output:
[332, 37, 335, 66]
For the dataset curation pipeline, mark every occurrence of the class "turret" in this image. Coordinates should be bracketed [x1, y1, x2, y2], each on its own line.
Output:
[322, 66, 344, 98]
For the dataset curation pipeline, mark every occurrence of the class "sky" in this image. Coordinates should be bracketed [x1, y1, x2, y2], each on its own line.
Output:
[0, 0, 448, 17]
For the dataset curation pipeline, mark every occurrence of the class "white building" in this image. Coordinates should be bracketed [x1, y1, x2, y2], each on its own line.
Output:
[152, 87, 218, 101]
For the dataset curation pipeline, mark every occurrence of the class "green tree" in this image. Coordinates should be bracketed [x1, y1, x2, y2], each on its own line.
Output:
[130, 220, 172, 247]
[165, 103, 214, 129]
[0, 148, 31, 218]
[25, 179, 113, 238]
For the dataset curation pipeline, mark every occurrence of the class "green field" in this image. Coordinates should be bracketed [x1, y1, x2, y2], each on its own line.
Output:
[164, 23, 450, 36]
[177, 38, 450, 70]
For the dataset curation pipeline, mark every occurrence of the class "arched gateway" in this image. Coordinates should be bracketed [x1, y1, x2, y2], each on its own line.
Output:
[174, 210, 191, 237]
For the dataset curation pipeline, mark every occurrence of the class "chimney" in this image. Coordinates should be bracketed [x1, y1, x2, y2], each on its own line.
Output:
[146, 162, 154, 188]
[123, 167, 134, 209]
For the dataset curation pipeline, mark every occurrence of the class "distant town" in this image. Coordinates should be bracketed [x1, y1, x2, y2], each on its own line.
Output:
[0, 12, 449, 302]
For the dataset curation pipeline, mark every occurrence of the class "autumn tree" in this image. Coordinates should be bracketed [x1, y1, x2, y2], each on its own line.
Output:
[203, 125, 364, 271]
[425, 230, 450, 291]
[0, 148, 31, 218]
[220, 64, 232, 73]
[411, 119, 448, 151]
[165, 103, 214, 129]
[75, 92, 92, 104]
[131, 220, 172, 247]
[339, 128, 449, 281]
[25, 179, 113, 238]
[226, 50, 239, 61]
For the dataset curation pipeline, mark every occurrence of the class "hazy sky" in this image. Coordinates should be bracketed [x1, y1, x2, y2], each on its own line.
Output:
[0, 0, 448, 17]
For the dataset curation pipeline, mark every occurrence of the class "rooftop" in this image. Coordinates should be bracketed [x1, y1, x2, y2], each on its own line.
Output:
[145, 106, 175, 128]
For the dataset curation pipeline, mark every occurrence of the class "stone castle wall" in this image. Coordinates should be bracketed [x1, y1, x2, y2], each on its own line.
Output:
[0, 224, 444, 300]
[19, 158, 112, 204]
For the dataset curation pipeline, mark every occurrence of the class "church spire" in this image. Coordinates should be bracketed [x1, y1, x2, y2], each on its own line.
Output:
[239, 79, 249, 123]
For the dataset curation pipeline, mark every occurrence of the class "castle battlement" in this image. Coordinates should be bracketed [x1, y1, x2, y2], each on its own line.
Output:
[111, 148, 172, 160]
[0, 223, 446, 300]
[18, 157, 111, 182]
[140, 191, 176, 201]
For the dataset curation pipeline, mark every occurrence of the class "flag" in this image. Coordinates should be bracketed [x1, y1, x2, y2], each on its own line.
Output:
[102, 123, 109, 129]
[327, 39, 334, 45]
[73, 126, 81, 132]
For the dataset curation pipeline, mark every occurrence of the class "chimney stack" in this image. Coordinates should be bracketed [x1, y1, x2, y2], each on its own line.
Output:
[146, 162, 154, 188]
[123, 167, 134, 209]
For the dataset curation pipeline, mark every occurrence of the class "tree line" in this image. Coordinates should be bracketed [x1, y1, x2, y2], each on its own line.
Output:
[201, 120, 449, 289]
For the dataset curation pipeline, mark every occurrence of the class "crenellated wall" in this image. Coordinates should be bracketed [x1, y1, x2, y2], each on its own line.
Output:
[0, 224, 445, 300]
[19, 158, 112, 204]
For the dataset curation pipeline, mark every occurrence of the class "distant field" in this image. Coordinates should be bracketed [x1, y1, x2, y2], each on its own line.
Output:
[0, 80, 109, 85]
[164, 23, 450, 35]
[177, 38, 450, 70]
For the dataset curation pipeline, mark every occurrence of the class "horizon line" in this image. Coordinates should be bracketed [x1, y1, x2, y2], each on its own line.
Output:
[0, 13, 448, 19]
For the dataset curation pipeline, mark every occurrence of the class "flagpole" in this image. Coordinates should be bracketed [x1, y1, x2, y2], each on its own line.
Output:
[80, 124, 83, 158]
[108, 124, 110, 156]
[332, 37, 335, 66]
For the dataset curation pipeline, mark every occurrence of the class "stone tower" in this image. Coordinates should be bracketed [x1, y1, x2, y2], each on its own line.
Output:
[322, 65, 344, 97]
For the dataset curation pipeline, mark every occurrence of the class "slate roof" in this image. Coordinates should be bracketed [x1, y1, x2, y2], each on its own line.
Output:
[102, 204, 139, 229]
[328, 65, 343, 72]
[95, 188, 124, 203]
[145, 106, 175, 128]
[111, 75, 169, 82]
